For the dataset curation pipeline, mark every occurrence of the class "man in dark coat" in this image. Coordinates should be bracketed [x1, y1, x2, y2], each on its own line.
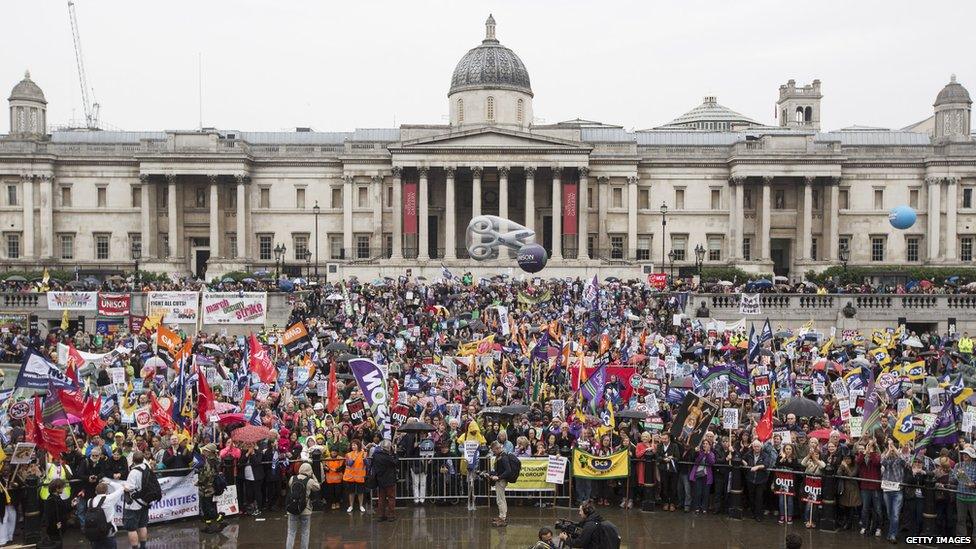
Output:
[742, 439, 773, 521]
[370, 440, 399, 522]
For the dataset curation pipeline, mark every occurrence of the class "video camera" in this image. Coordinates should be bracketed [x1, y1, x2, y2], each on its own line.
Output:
[554, 519, 582, 538]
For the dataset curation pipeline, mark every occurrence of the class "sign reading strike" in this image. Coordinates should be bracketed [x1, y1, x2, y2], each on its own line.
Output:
[202, 292, 267, 325]
[147, 292, 199, 324]
[47, 291, 97, 311]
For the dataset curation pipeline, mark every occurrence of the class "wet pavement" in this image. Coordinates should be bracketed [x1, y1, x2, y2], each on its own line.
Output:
[65, 506, 902, 548]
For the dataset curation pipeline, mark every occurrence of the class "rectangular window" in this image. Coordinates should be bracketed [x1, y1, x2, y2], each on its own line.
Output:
[258, 235, 273, 260]
[610, 234, 624, 259]
[130, 234, 141, 258]
[386, 186, 393, 208]
[774, 189, 786, 209]
[195, 188, 206, 208]
[710, 189, 721, 210]
[6, 234, 19, 259]
[58, 234, 73, 260]
[61, 186, 71, 207]
[587, 188, 594, 210]
[95, 234, 110, 260]
[7, 185, 16, 207]
[964, 188, 973, 209]
[331, 187, 342, 210]
[906, 236, 920, 262]
[744, 188, 753, 209]
[160, 234, 169, 257]
[259, 188, 270, 209]
[383, 233, 393, 258]
[612, 188, 623, 209]
[839, 235, 851, 255]
[587, 235, 596, 259]
[356, 235, 370, 259]
[707, 235, 722, 261]
[296, 188, 306, 209]
[742, 237, 752, 261]
[873, 189, 884, 210]
[330, 235, 343, 259]
[293, 234, 309, 260]
[962, 237, 974, 262]
[671, 234, 687, 261]
[871, 236, 885, 262]
[638, 189, 650, 210]
[675, 189, 685, 210]
[97, 187, 107, 208]
[811, 237, 818, 261]
[131, 186, 142, 208]
[357, 186, 368, 208]
[839, 189, 849, 210]
[159, 187, 168, 210]
[812, 188, 821, 210]
[228, 234, 238, 259]
[227, 188, 237, 210]
[910, 189, 920, 210]
[637, 235, 651, 261]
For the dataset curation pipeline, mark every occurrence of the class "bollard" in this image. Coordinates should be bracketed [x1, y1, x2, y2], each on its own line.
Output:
[22, 475, 41, 546]
[922, 475, 938, 536]
[818, 474, 837, 531]
[727, 463, 743, 520]
[641, 456, 657, 512]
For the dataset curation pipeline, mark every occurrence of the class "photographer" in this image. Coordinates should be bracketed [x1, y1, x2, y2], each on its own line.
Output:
[489, 440, 516, 527]
[557, 500, 620, 549]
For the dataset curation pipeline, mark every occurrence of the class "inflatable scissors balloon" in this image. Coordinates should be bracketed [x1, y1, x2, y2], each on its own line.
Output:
[466, 215, 535, 260]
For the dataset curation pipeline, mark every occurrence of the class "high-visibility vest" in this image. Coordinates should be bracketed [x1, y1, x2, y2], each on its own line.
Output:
[960, 338, 973, 354]
[342, 451, 366, 483]
[324, 458, 344, 484]
[39, 463, 71, 501]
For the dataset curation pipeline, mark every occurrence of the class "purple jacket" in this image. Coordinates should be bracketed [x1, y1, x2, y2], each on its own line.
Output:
[689, 450, 716, 484]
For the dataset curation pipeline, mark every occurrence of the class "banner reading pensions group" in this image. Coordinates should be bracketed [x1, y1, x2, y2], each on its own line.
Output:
[146, 292, 199, 324]
[489, 457, 553, 491]
[572, 448, 629, 480]
[202, 292, 267, 325]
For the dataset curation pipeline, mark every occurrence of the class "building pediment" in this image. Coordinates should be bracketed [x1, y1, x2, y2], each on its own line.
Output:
[389, 126, 591, 155]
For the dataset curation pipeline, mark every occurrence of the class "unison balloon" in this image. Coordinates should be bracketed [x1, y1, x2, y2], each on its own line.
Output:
[516, 244, 548, 273]
[888, 205, 917, 230]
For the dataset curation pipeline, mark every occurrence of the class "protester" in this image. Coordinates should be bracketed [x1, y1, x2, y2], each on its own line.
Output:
[489, 440, 512, 527]
[284, 462, 319, 549]
[123, 452, 151, 549]
[369, 439, 398, 522]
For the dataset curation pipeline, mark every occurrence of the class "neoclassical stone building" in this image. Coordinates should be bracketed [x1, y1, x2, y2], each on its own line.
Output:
[1, 15, 974, 280]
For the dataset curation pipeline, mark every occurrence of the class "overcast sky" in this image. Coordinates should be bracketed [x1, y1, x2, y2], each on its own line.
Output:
[3, 0, 973, 134]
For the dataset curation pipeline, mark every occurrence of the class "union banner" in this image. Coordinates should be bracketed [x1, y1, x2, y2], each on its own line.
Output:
[571, 448, 629, 480]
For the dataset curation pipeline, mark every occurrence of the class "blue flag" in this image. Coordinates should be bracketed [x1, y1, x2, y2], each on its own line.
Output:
[15, 350, 75, 390]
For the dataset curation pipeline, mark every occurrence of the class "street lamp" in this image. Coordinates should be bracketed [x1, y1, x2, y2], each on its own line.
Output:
[839, 247, 850, 275]
[313, 201, 321, 280]
[668, 249, 677, 285]
[659, 202, 668, 272]
[274, 243, 286, 279]
[305, 250, 312, 279]
[131, 242, 142, 287]
[694, 243, 706, 281]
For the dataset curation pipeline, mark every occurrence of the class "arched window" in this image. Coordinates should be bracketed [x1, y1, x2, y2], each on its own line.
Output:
[795, 107, 804, 123]
[517, 99, 524, 124]
[487, 96, 495, 121]
[457, 98, 464, 123]
[804, 106, 813, 122]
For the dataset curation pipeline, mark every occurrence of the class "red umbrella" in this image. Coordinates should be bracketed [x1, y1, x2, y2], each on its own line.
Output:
[231, 424, 272, 444]
[218, 413, 245, 426]
[812, 358, 842, 375]
[807, 428, 848, 441]
[627, 354, 647, 365]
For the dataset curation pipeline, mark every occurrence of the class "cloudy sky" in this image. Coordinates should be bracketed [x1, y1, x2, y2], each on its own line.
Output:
[3, 0, 973, 133]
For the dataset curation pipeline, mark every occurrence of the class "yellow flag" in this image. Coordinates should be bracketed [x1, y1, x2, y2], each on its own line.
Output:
[60, 309, 69, 331]
[597, 400, 615, 438]
[902, 360, 926, 381]
[868, 347, 891, 366]
[893, 403, 915, 446]
[819, 337, 834, 357]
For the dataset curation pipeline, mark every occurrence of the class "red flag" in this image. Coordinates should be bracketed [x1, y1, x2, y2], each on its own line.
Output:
[65, 344, 83, 385]
[58, 388, 85, 417]
[756, 402, 774, 442]
[248, 334, 275, 384]
[197, 366, 215, 421]
[31, 397, 67, 456]
[82, 396, 106, 437]
[240, 378, 251, 413]
[149, 392, 176, 432]
[327, 360, 339, 414]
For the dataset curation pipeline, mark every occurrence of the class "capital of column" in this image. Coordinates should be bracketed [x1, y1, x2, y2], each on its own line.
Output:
[524, 166, 536, 178]
[165, 174, 177, 184]
[498, 166, 509, 178]
[417, 166, 429, 177]
[803, 175, 815, 185]
[579, 167, 589, 178]
[371, 175, 382, 185]
[38, 174, 53, 184]
[138, 173, 150, 185]
[444, 166, 456, 178]
[343, 175, 355, 185]
[391, 166, 403, 178]
[728, 176, 745, 186]
[762, 176, 773, 185]
[944, 176, 958, 185]
[627, 176, 638, 185]
[234, 174, 251, 185]
[207, 174, 219, 185]
[826, 176, 841, 186]
[597, 176, 609, 184]
[551, 167, 561, 178]
[472, 166, 483, 178]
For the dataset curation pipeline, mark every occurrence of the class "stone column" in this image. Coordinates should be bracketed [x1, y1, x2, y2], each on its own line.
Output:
[524, 167, 536, 235]
[578, 167, 589, 260]
[827, 178, 840, 261]
[927, 177, 941, 261]
[167, 174, 178, 258]
[598, 176, 609, 256]
[627, 176, 638, 260]
[471, 167, 482, 219]
[498, 167, 509, 258]
[760, 176, 772, 260]
[551, 168, 562, 260]
[38, 175, 53, 258]
[946, 177, 958, 261]
[235, 175, 248, 260]
[21, 174, 34, 258]
[391, 167, 403, 260]
[139, 175, 153, 258]
[730, 177, 744, 260]
[372, 175, 383, 253]
[209, 175, 220, 258]
[802, 176, 814, 260]
[418, 167, 429, 261]
[343, 175, 353, 258]
[444, 167, 456, 260]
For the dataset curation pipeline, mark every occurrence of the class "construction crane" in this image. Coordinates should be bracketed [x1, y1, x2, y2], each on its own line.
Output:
[67, 0, 100, 129]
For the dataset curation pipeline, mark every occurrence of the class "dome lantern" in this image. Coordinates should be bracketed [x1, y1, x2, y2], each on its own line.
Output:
[8, 70, 47, 138]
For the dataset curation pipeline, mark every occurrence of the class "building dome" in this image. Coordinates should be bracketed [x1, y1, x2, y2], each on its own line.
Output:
[935, 74, 971, 106]
[8, 70, 46, 104]
[449, 15, 532, 97]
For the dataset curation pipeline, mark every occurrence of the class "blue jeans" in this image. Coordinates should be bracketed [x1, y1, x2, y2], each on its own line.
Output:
[75, 495, 87, 528]
[860, 489, 883, 531]
[692, 477, 709, 512]
[680, 475, 692, 510]
[575, 478, 592, 503]
[883, 490, 903, 540]
[778, 494, 794, 519]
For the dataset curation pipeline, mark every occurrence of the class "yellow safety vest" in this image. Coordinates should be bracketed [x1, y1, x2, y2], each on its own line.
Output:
[39, 463, 71, 501]
[959, 337, 973, 354]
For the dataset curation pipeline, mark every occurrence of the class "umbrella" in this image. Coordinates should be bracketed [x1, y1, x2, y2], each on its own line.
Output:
[202, 343, 224, 353]
[670, 376, 695, 389]
[752, 279, 772, 288]
[499, 405, 530, 416]
[903, 336, 923, 348]
[5, 275, 26, 282]
[214, 402, 237, 414]
[66, 281, 86, 289]
[616, 409, 648, 420]
[848, 358, 871, 371]
[773, 276, 789, 283]
[777, 396, 824, 419]
[324, 342, 353, 352]
[292, 278, 308, 285]
[398, 421, 436, 432]
[252, 270, 271, 277]
[51, 414, 82, 426]
[606, 276, 620, 283]
[143, 356, 166, 370]
[479, 406, 504, 416]
[218, 413, 246, 426]
[231, 424, 272, 443]
[627, 354, 647, 365]
[83, 276, 100, 285]
[920, 280, 933, 289]
[716, 280, 733, 287]
[326, 293, 344, 301]
[812, 358, 842, 374]
[337, 353, 357, 362]
[241, 278, 257, 284]
[278, 280, 295, 292]
[221, 277, 235, 283]
[807, 428, 848, 441]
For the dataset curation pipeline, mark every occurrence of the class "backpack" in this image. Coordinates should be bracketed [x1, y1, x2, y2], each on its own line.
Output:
[503, 454, 521, 483]
[133, 465, 162, 505]
[593, 519, 621, 549]
[286, 476, 310, 515]
[212, 471, 228, 497]
[82, 496, 112, 541]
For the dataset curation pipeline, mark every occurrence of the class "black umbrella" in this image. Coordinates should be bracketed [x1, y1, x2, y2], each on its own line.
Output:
[499, 405, 530, 416]
[479, 406, 504, 416]
[324, 342, 353, 352]
[398, 421, 436, 432]
[337, 353, 357, 363]
[5, 275, 26, 283]
[777, 396, 825, 419]
[616, 409, 648, 420]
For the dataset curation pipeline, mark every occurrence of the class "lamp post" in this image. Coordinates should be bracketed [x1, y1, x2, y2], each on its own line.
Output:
[839, 247, 850, 279]
[305, 250, 311, 279]
[131, 242, 142, 287]
[274, 243, 286, 280]
[659, 202, 668, 273]
[313, 201, 320, 281]
[694, 243, 705, 282]
[668, 249, 676, 286]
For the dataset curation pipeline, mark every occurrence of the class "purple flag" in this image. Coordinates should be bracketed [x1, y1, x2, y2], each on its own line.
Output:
[348, 358, 391, 440]
[581, 364, 606, 408]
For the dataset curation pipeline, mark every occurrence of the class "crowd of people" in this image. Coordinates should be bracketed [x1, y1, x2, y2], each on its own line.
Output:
[0, 273, 970, 548]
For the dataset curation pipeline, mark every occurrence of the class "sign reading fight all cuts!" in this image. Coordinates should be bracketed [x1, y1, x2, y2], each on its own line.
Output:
[146, 292, 199, 324]
[47, 291, 97, 310]
[201, 292, 267, 325]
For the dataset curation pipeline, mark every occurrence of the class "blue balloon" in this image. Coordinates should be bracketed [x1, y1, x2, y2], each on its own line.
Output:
[516, 244, 548, 273]
[889, 205, 917, 230]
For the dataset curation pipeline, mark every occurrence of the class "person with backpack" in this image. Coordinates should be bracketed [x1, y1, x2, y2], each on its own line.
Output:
[489, 440, 520, 527]
[123, 451, 160, 549]
[285, 462, 320, 549]
[368, 439, 398, 522]
[83, 482, 121, 549]
[557, 500, 621, 549]
[195, 443, 227, 535]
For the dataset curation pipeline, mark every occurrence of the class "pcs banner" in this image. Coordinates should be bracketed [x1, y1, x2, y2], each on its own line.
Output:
[571, 448, 630, 480]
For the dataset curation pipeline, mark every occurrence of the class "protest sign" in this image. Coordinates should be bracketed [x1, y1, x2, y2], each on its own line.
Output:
[722, 408, 739, 430]
[546, 455, 568, 484]
[146, 292, 199, 324]
[202, 292, 267, 325]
